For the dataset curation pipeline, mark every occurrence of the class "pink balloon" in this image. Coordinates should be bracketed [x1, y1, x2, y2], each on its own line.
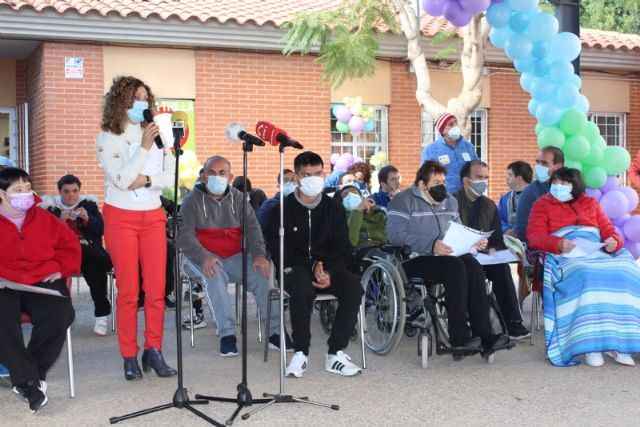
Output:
[623, 215, 640, 242]
[624, 239, 640, 259]
[458, 0, 491, 15]
[619, 186, 639, 213]
[585, 187, 602, 201]
[330, 153, 340, 166]
[335, 105, 352, 122]
[422, 0, 446, 16]
[443, 1, 473, 27]
[613, 213, 630, 227]
[600, 190, 629, 219]
[600, 175, 619, 193]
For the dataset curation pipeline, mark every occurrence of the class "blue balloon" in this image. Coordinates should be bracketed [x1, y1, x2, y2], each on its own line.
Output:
[555, 83, 580, 108]
[531, 78, 557, 102]
[548, 60, 574, 83]
[364, 119, 375, 132]
[331, 105, 341, 118]
[532, 60, 550, 77]
[575, 94, 590, 114]
[509, 12, 530, 33]
[505, 33, 533, 61]
[528, 98, 540, 116]
[531, 41, 549, 59]
[486, 2, 511, 29]
[548, 32, 582, 61]
[568, 73, 582, 89]
[507, 0, 538, 13]
[489, 27, 512, 49]
[527, 12, 559, 42]
[536, 102, 563, 126]
[514, 58, 534, 73]
[520, 73, 535, 92]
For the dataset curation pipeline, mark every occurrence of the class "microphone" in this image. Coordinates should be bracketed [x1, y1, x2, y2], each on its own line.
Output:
[224, 122, 265, 146]
[256, 121, 304, 150]
[142, 109, 164, 149]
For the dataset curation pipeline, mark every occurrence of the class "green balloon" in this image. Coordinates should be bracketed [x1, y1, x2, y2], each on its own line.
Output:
[582, 121, 601, 143]
[563, 135, 590, 161]
[535, 123, 546, 136]
[538, 127, 565, 149]
[559, 109, 588, 136]
[336, 120, 349, 133]
[583, 145, 604, 166]
[602, 146, 631, 175]
[564, 159, 583, 171]
[583, 167, 607, 188]
[592, 135, 607, 151]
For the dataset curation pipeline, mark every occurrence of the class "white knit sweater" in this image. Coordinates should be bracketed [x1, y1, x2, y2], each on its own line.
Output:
[96, 123, 175, 211]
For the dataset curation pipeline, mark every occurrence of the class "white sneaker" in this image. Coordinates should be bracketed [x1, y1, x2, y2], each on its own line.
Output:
[605, 351, 635, 366]
[585, 352, 604, 367]
[94, 316, 109, 336]
[285, 351, 308, 378]
[325, 350, 362, 376]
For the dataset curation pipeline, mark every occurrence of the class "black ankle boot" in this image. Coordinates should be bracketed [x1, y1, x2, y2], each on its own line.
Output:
[123, 357, 143, 381]
[141, 347, 177, 377]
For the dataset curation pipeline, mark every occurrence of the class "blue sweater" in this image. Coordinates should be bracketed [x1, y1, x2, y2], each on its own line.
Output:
[514, 180, 549, 242]
[421, 136, 478, 194]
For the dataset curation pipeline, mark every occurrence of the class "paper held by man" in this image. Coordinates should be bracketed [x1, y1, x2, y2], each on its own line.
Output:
[442, 222, 493, 257]
[0, 279, 66, 297]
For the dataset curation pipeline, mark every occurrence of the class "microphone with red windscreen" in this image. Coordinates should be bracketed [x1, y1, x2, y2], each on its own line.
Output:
[256, 121, 304, 150]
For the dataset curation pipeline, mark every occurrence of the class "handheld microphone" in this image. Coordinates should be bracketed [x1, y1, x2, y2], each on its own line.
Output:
[142, 109, 164, 149]
[256, 121, 304, 150]
[224, 122, 265, 146]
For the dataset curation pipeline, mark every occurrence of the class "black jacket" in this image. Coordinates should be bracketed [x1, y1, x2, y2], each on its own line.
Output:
[263, 192, 351, 275]
[45, 198, 104, 246]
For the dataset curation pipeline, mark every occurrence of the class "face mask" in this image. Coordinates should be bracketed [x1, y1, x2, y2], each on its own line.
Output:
[342, 193, 362, 211]
[469, 179, 488, 196]
[206, 175, 228, 196]
[427, 184, 448, 203]
[282, 181, 297, 196]
[299, 176, 324, 198]
[127, 100, 149, 123]
[447, 126, 461, 140]
[535, 164, 550, 183]
[7, 191, 35, 212]
[550, 183, 573, 202]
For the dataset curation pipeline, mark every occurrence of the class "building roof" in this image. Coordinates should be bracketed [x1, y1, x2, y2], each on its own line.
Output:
[2, 0, 640, 52]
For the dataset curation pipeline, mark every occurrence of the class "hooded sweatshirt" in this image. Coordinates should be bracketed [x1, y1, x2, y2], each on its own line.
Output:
[178, 183, 266, 264]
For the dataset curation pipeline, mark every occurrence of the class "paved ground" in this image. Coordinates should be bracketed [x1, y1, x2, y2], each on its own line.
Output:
[2, 279, 640, 427]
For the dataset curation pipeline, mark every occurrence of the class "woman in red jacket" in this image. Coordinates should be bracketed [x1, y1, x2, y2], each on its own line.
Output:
[0, 167, 80, 413]
[527, 167, 640, 368]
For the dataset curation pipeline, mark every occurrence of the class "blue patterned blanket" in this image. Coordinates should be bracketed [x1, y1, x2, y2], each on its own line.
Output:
[543, 226, 640, 366]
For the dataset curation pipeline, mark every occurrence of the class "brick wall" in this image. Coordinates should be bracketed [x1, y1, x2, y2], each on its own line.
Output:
[24, 44, 46, 191]
[627, 79, 640, 189]
[195, 50, 330, 196]
[15, 60, 25, 105]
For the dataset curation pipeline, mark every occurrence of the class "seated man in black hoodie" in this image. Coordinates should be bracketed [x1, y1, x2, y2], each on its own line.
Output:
[264, 151, 363, 378]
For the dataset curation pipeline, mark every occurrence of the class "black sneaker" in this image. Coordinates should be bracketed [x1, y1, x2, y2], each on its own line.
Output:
[508, 322, 531, 340]
[165, 295, 176, 310]
[220, 335, 238, 357]
[481, 334, 511, 361]
[268, 332, 294, 352]
[16, 380, 48, 413]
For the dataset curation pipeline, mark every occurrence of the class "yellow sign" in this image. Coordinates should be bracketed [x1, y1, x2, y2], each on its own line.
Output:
[156, 99, 196, 152]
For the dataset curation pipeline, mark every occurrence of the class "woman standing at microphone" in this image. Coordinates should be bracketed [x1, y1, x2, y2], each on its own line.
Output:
[96, 76, 176, 380]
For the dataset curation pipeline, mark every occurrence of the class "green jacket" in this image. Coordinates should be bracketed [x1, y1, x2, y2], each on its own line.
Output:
[347, 208, 388, 248]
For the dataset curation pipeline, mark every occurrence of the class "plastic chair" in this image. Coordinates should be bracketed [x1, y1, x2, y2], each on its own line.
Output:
[20, 277, 75, 398]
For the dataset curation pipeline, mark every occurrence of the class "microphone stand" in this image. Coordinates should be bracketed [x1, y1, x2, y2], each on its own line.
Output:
[241, 143, 339, 421]
[110, 127, 222, 426]
[194, 139, 272, 425]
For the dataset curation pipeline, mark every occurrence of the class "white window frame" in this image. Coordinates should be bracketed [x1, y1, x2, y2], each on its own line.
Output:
[421, 109, 488, 162]
[588, 112, 627, 184]
[330, 104, 389, 164]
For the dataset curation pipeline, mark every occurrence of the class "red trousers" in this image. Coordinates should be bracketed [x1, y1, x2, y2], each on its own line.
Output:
[103, 204, 167, 357]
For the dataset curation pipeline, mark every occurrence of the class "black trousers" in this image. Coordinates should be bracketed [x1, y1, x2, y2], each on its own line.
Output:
[403, 254, 492, 345]
[483, 263, 523, 324]
[0, 279, 75, 386]
[81, 245, 111, 317]
[285, 265, 363, 355]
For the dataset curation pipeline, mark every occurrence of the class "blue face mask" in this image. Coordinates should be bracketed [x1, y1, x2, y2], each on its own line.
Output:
[207, 175, 228, 196]
[342, 192, 362, 211]
[550, 183, 573, 202]
[282, 181, 297, 196]
[535, 164, 550, 183]
[127, 100, 149, 123]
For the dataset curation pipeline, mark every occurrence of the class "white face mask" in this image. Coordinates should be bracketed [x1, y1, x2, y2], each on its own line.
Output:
[299, 176, 324, 198]
[447, 126, 461, 140]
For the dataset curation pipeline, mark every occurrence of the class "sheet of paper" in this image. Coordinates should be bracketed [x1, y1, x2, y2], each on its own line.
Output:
[474, 249, 519, 265]
[0, 279, 66, 297]
[562, 238, 606, 258]
[442, 222, 493, 257]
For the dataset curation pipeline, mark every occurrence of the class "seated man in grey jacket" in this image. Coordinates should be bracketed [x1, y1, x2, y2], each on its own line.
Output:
[178, 155, 289, 357]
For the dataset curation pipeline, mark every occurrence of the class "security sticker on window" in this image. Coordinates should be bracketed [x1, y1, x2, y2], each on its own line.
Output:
[438, 154, 450, 165]
[462, 152, 471, 161]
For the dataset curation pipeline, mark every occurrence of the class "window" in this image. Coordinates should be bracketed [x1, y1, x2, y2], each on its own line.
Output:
[587, 112, 626, 148]
[330, 104, 388, 163]
[421, 109, 488, 162]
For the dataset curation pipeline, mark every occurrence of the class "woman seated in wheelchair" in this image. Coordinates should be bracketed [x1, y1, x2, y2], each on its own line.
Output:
[386, 160, 510, 360]
[527, 167, 640, 367]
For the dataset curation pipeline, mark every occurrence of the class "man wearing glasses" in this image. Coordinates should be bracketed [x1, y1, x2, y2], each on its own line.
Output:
[264, 151, 363, 378]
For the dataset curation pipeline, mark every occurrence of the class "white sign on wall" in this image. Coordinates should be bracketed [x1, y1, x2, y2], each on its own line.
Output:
[64, 57, 84, 79]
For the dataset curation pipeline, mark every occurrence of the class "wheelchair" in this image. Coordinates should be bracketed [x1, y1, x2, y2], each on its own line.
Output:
[356, 244, 515, 368]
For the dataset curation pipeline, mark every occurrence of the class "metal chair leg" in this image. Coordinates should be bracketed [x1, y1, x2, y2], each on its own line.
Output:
[264, 292, 273, 362]
[109, 272, 116, 332]
[359, 303, 366, 369]
[235, 283, 241, 326]
[257, 308, 263, 343]
[66, 327, 75, 398]
[530, 291, 537, 346]
[188, 279, 195, 348]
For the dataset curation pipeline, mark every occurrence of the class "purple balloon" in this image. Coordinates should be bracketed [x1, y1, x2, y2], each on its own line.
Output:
[614, 226, 626, 245]
[342, 152, 353, 161]
[458, 0, 491, 15]
[600, 175, 619, 193]
[335, 105, 352, 122]
[624, 239, 640, 259]
[334, 157, 350, 171]
[600, 190, 629, 219]
[585, 187, 602, 201]
[348, 116, 365, 134]
[613, 213, 630, 227]
[619, 186, 640, 213]
[330, 153, 340, 166]
[443, 1, 473, 27]
[422, 0, 446, 16]
[623, 215, 640, 243]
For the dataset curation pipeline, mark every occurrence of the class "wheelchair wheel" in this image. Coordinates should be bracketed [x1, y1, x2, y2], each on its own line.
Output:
[360, 259, 406, 354]
[419, 334, 430, 369]
[433, 292, 450, 346]
[319, 300, 337, 335]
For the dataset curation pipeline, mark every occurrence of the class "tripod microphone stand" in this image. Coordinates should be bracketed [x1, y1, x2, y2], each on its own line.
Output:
[241, 142, 339, 421]
[110, 125, 223, 426]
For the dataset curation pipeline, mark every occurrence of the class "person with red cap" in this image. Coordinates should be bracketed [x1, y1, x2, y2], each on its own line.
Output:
[421, 112, 478, 194]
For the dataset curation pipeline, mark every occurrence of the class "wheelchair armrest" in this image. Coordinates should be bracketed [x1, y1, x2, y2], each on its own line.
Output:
[380, 244, 412, 257]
